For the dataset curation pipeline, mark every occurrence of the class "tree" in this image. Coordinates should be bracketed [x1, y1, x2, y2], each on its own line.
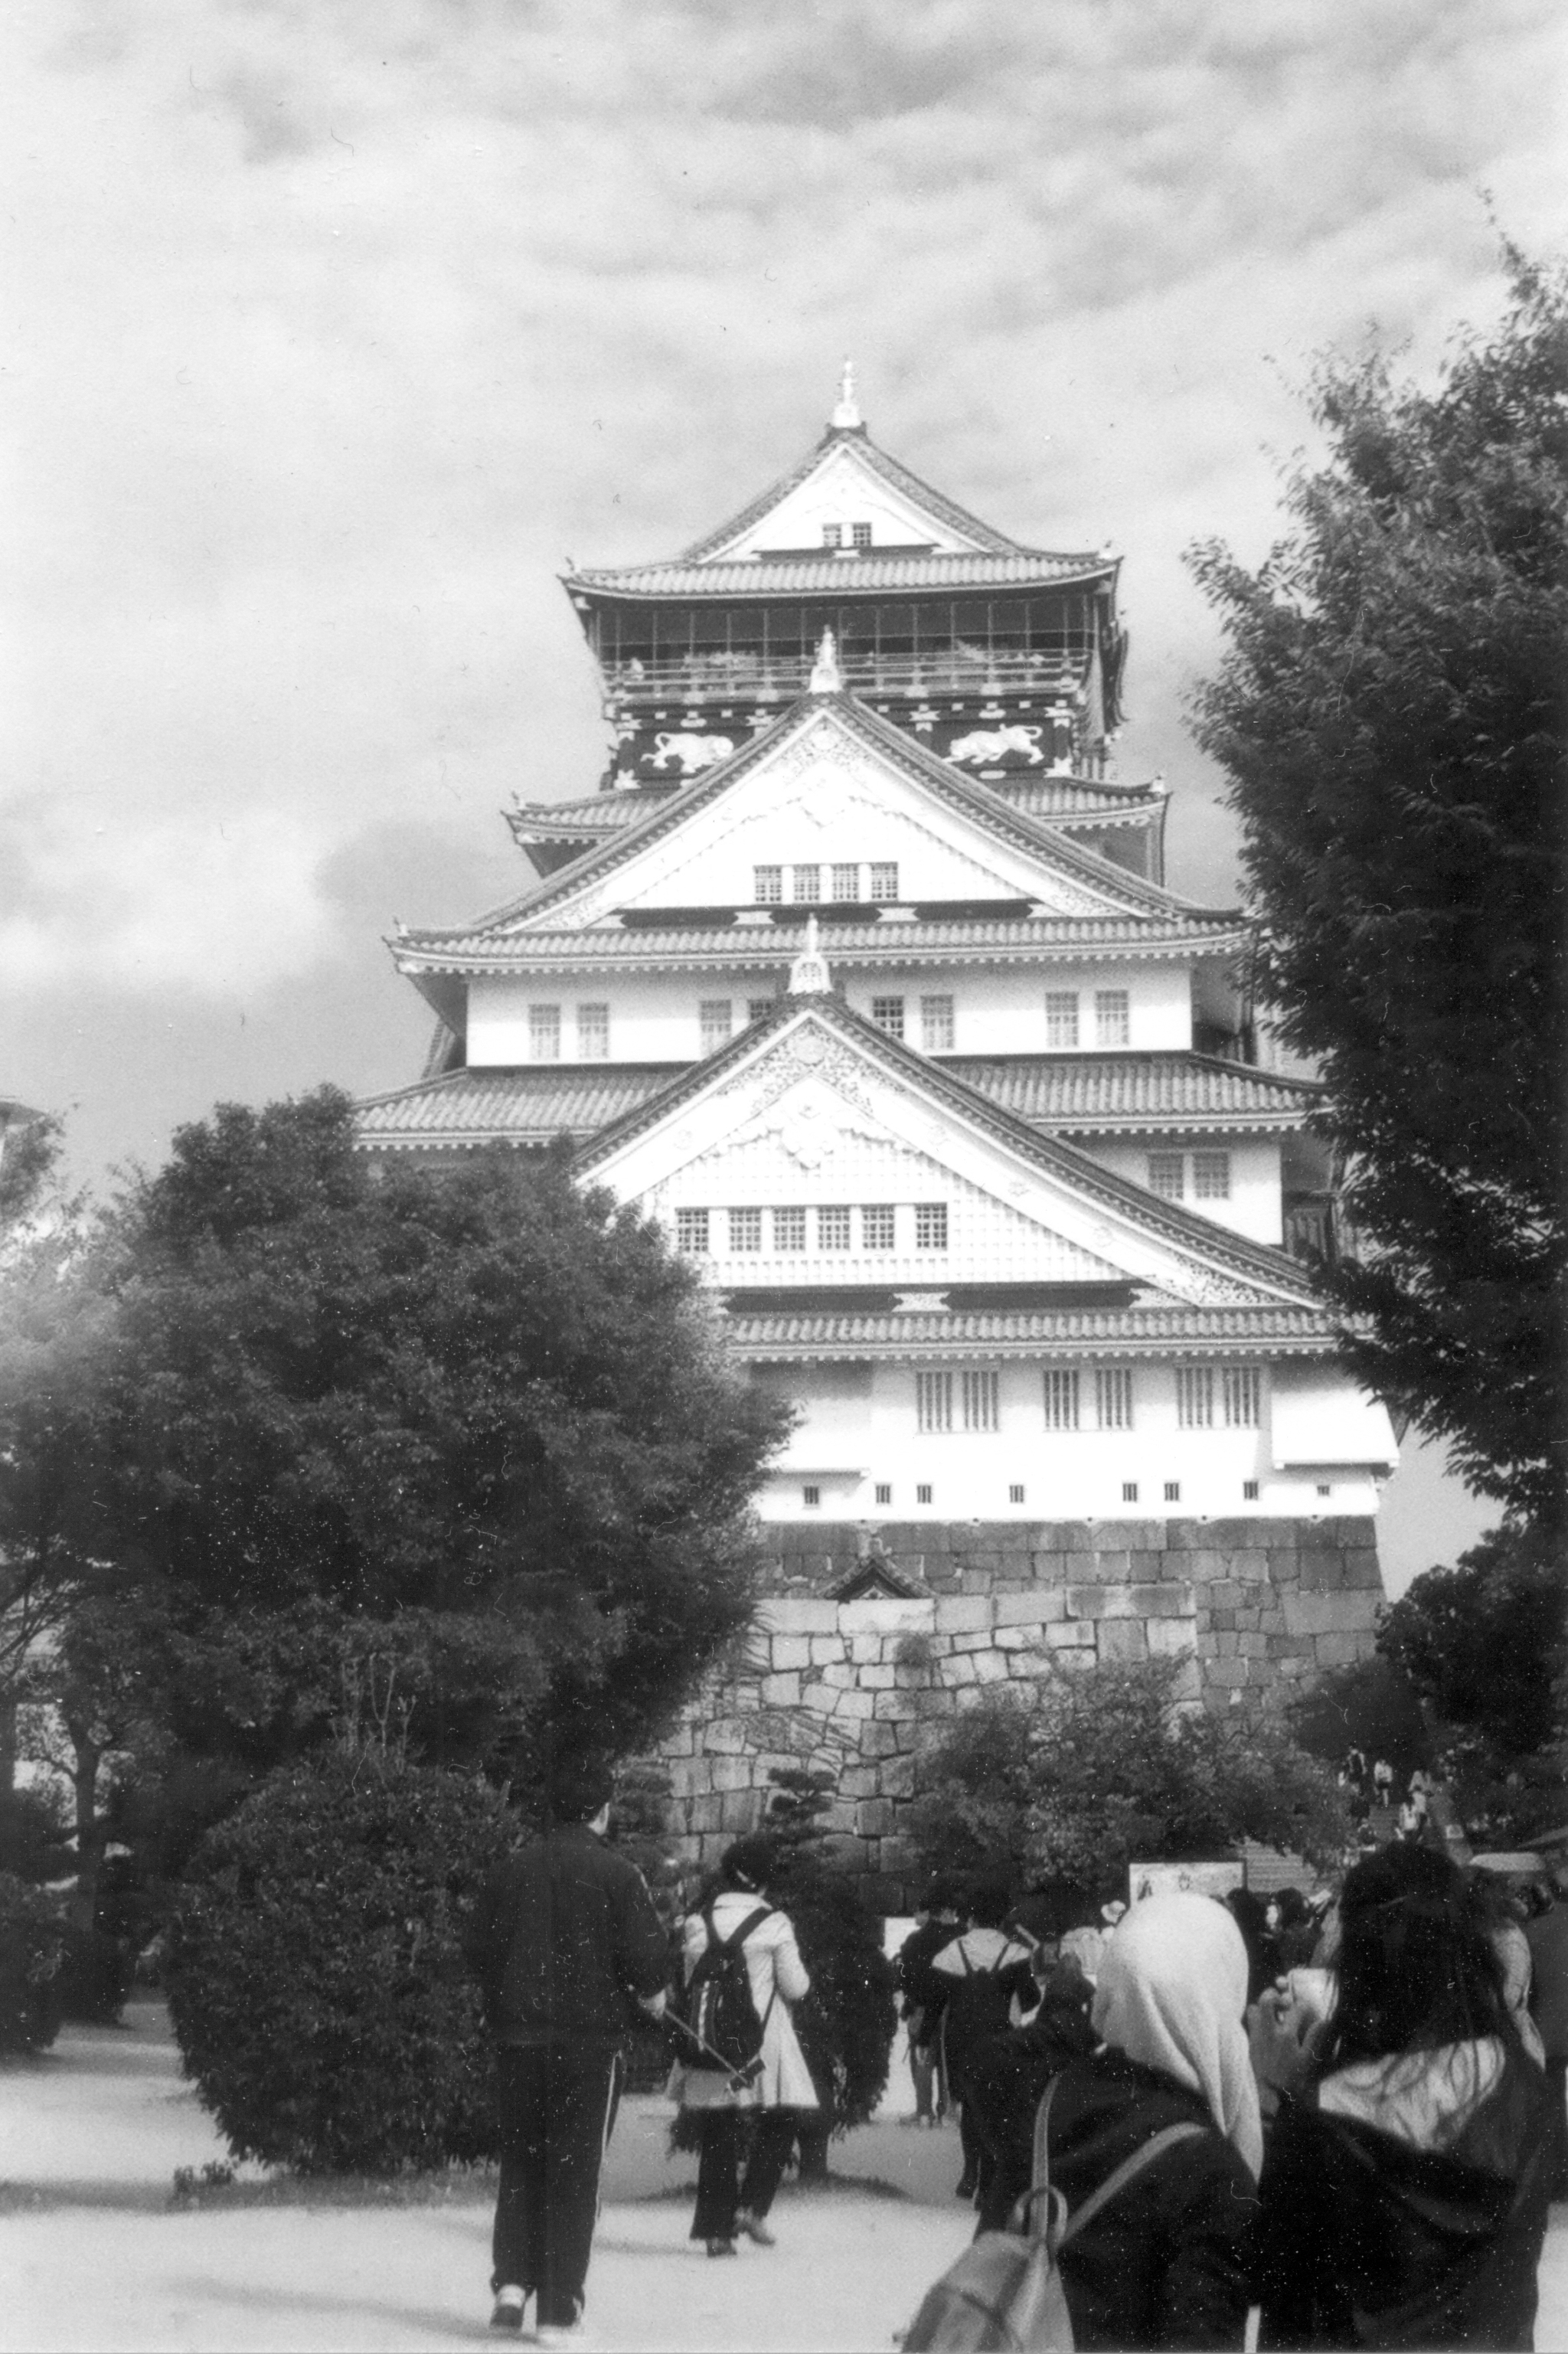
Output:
[2, 1090, 789, 1809]
[1187, 252, 1568, 1522]
[910, 1663, 1350, 1904]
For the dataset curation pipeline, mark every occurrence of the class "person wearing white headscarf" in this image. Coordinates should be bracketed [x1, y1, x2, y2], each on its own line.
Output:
[971, 1891, 1260, 2350]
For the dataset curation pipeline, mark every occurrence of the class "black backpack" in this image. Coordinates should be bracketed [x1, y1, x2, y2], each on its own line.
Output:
[943, 1940, 1022, 2059]
[683, 1904, 775, 2083]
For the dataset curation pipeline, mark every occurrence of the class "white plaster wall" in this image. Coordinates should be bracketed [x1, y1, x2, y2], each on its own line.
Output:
[1082, 1136, 1282, 1245]
[838, 963, 1191, 1054]
[753, 1358, 1384, 1522]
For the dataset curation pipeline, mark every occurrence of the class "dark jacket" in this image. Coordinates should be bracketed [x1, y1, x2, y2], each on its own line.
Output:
[467, 1823, 669, 2049]
[967, 1963, 1102, 2231]
[1256, 2045, 1552, 2350]
[897, 1918, 956, 2044]
[1524, 1903, 1568, 2058]
[1021, 2051, 1256, 2351]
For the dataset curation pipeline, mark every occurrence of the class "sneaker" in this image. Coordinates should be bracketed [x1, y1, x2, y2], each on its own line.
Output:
[534, 2323, 583, 2348]
[488, 2285, 526, 2334]
[705, 2237, 737, 2258]
[735, 2211, 776, 2248]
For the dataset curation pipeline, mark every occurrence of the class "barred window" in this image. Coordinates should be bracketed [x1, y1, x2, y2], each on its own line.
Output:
[1243, 1479, 1259, 1501]
[831, 862, 861, 902]
[871, 996, 905, 1039]
[529, 1004, 561, 1060]
[1045, 992, 1080, 1049]
[861, 1205, 896, 1252]
[1122, 1481, 1139, 1503]
[699, 999, 733, 1054]
[1165, 1480, 1181, 1502]
[747, 997, 775, 1025]
[916, 1372, 952, 1434]
[753, 865, 782, 904]
[914, 1202, 949, 1251]
[1009, 1484, 1026, 1505]
[1147, 1152, 1184, 1199]
[1193, 1152, 1231, 1200]
[1223, 1365, 1262, 1427]
[792, 864, 821, 902]
[1043, 1370, 1080, 1430]
[818, 1205, 851, 1253]
[962, 1372, 1000, 1432]
[875, 1483, 892, 1505]
[1176, 1366, 1215, 1428]
[869, 861, 900, 902]
[675, 1209, 709, 1256]
[1095, 1368, 1135, 1430]
[773, 1206, 806, 1253]
[820, 524, 841, 549]
[576, 1002, 609, 1059]
[1094, 989, 1131, 1047]
[728, 1208, 762, 1254]
[916, 1483, 933, 1504]
[920, 995, 955, 1051]
[802, 1484, 821, 1507]
[851, 521, 872, 550]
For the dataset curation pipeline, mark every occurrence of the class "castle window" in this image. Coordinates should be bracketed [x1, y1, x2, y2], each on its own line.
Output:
[1165, 1480, 1181, 1502]
[916, 1483, 933, 1504]
[792, 864, 822, 903]
[1043, 1370, 1080, 1430]
[1176, 1367, 1214, 1428]
[1243, 1479, 1260, 1501]
[871, 996, 906, 1039]
[802, 1485, 821, 1507]
[576, 1003, 609, 1058]
[875, 1483, 892, 1505]
[773, 1206, 806, 1253]
[675, 1209, 709, 1255]
[914, 1202, 949, 1251]
[851, 521, 873, 550]
[1147, 1152, 1184, 1199]
[1095, 1368, 1135, 1429]
[754, 865, 782, 904]
[1045, 992, 1080, 1048]
[962, 1372, 999, 1432]
[1009, 1484, 1026, 1505]
[821, 524, 842, 549]
[728, 1208, 762, 1254]
[920, 995, 955, 1051]
[869, 862, 900, 902]
[699, 999, 733, 1054]
[1317, 1483, 1333, 1498]
[861, 1204, 896, 1251]
[1095, 989, 1131, 1047]
[1122, 1481, 1139, 1503]
[747, 997, 775, 1025]
[1222, 1365, 1262, 1427]
[916, 1372, 952, 1434]
[529, 1004, 561, 1060]
[818, 1205, 851, 1253]
[831, 862, 861, 901]
[1193, 1152, 1231, 1200]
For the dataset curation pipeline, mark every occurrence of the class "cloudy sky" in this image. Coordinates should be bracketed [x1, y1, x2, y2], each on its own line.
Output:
[5, 0, 1563, 1578]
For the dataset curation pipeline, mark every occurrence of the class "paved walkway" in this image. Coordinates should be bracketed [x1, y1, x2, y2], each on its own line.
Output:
[2, 2000, 1564, 2351]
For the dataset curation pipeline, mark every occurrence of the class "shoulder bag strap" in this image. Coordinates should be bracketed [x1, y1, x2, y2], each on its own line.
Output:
[1056, 2121, 1207, 2251]
[723, 1904, 773, 1952]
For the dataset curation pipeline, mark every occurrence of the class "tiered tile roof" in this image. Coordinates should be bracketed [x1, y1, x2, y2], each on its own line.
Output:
[724, 1303, 1334, 1359]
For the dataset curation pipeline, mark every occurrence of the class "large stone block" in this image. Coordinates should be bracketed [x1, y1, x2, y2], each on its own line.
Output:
[859, 1663, 895, 1689]
[719, 1790, 756, 1829]
[848, 1633, 884, 1665]
[710, 1756, 755, 1793]
[972, 1650, 1009, 1684]
[950, 1630, 993, 1653]
[1047, 1621, 1096, 1649]
[1280, 1589, 1380, 1639]
[933, 1597, 992, 1632]
[856, 1799, 897, 1837]
[942, 1653, 979, 1685]
[702, 1719, 750, 1754]
[1295, 1551, 1347, 1592]
[755, 1599, 841, 1634]
[1145, 1617, 1199, 1657]
[1098, 1619, 1150, 1663]
[1067, 1583, 1171, 1620]
[822, 1663, 858, 1689]
[860, 1721, 900, 1757]
[667, 1757, 712, 1798]
[880, 1754, 916, 1800]
[1313, 1630, 1376, 1669]
[840, 1765, 879, 1800]
[769, 1636, 812, 1671]
[800, 1681, 838, 1715]
[760, 1672, 801, 1707]
[1085, 1520, 1163, 1553]
[874, 1689, 921, 1720]
[995, 1590, 1067, 1626]
[834, 1688, 876, 1721]
[840, 1598, 936, 1635]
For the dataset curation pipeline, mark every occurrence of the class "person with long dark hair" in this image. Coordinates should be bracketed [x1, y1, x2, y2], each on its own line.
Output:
[1255, 1842, 1553, 2350]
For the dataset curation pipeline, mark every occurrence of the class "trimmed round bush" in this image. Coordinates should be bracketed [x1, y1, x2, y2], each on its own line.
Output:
[0, 1872, 65, 2053]
[165, 1756, 510, 2173]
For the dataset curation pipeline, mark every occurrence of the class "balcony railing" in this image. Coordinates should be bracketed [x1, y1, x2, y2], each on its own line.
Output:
[599, 649, 1086, 705]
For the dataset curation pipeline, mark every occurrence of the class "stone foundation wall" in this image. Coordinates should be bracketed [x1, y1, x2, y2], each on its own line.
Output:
[652, 1518, 1383, 1910]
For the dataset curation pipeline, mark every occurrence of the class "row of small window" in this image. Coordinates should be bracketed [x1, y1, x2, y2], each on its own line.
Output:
[800, 1479, 1338, 1508]
[754, 863, 900, 905]
[1148, 1151, 1231, 1202]
[865, 990, 1132, 1050]
[820, 521, 874, 549]
[524, 1003, 610, 1060]
[914, 1365, 1263, 1434]
[516, 989, 1145, 1062]
[676, 1203, 949, 1255]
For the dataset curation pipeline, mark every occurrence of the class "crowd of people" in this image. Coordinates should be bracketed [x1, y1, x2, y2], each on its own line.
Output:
[466, 1759, 1566, 2349]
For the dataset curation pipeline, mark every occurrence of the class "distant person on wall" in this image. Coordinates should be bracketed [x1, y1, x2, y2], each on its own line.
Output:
[926, 1882, 1035, 2207]
[466, 1761, 669, 2345]
[896, 1881, 961, 2127]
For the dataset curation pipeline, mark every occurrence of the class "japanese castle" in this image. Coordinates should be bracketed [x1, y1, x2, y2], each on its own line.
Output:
[359, 371, 1397, 1538]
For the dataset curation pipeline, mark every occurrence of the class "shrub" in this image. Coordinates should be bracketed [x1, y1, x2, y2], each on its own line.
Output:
[0, 1872, 64, 2053]
[165, 1755, 510, 2172]
[58, 1925, 134, 2025]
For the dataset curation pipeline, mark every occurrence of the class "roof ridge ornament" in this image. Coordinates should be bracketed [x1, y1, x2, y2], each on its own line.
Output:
[808, 628, 843, 695]
[788, 913, 831, 996]
[830, 358, 862, 431]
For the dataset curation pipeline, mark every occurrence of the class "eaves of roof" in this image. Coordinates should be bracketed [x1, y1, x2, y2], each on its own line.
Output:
[391, 915, 1252, 969]
[946, 1053, 1322, 1130]
[572, 991, 1322, 1308]
[439, 691, 1235, 938]
[355, 1064, 686, 1146]
[565, 551, 1116, 601]
[503, 772, 1161, 848]
[723, 1303, 1335, 1360]
[674, 426, 1031, 562]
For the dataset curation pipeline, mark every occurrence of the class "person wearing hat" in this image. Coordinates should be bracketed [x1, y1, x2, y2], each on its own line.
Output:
[467, 1760, 670, 2343]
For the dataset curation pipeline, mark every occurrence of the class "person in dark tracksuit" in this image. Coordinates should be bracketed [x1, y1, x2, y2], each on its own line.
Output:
[467, 1763, 670, 2344]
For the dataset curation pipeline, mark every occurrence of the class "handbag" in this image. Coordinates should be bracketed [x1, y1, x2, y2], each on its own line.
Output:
[900, 2081, 1205, 2351]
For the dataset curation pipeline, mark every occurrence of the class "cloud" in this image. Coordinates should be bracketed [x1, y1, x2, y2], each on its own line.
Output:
[2, 0, 1563, 1173]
